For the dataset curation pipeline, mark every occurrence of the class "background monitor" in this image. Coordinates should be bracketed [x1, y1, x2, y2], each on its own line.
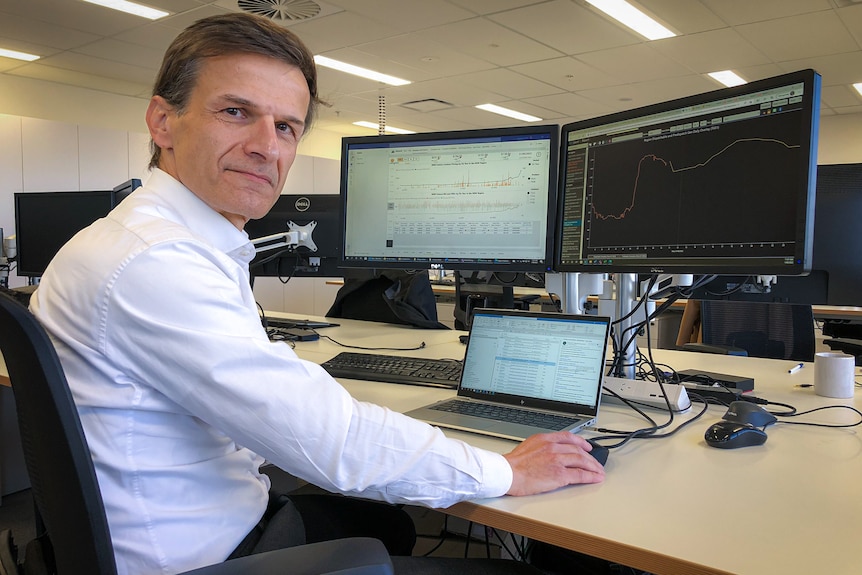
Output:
[687, 162, 862, 307]
[244, 194, 342, 278]
[14, 190, 115, 278]
[339, 124, 559, 272]
[555, 69, 821, 276]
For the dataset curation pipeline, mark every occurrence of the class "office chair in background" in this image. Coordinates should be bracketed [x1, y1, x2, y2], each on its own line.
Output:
[0, 291, 393, 575]
[676, 299, 816, 362]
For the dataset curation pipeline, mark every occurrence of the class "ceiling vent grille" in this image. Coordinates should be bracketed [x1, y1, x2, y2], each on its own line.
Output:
[237, 0, 321, 21]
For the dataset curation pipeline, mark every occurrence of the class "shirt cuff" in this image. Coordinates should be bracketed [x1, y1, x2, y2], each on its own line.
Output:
[475, 450, 513, 499]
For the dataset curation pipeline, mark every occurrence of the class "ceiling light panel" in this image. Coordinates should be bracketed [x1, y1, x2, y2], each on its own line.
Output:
[585, 0, 676, 40]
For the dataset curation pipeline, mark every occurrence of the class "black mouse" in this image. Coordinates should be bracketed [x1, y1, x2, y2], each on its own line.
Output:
[704, 420, 768, 449]
[720, 401, 777, 427]
[585, 439, 609, 465]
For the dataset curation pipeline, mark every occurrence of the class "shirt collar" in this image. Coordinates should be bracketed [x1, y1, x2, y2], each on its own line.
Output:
[144, 169, 256, 265]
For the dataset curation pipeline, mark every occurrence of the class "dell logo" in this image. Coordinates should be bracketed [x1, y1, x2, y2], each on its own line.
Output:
[294, 197, 311, 212]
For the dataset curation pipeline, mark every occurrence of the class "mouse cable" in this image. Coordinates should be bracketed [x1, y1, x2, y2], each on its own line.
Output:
[595, 395, 710, 448]
[772, 404, 862, 428]
[318, 334, 427, 352]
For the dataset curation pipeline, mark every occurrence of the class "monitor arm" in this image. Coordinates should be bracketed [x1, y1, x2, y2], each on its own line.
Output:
[250, 221, 318, 255]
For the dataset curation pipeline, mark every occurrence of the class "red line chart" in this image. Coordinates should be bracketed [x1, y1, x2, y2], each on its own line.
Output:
[591, 138, 800, 221]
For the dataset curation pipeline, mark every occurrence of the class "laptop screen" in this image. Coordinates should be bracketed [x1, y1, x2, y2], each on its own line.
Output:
[459, 309, 610, 413]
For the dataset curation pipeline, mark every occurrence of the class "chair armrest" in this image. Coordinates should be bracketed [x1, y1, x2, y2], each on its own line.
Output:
[681, 342, 748, 356]
[182, 537, 393, 575]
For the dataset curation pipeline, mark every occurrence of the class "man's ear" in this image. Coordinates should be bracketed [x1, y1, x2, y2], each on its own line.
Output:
[146, 95, 174, 151]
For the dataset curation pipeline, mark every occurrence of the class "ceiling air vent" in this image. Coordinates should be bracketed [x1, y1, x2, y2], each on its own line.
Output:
[237, 0, 321, 21]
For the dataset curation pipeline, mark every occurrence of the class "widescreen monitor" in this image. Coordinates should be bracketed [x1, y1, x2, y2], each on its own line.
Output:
[339, 124, 559, 272]
[244, 194, 342, 278]
[555, 69, 821, 276]
[14, 190, 115, 278]
[689, 163, 862, 308]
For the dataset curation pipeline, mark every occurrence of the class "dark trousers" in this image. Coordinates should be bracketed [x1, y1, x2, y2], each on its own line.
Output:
[229, 489, 542, 575]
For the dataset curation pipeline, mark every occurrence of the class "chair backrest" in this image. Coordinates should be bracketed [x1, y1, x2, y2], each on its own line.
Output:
[699, 300, 815, 362]
[0, 291, 118, 574]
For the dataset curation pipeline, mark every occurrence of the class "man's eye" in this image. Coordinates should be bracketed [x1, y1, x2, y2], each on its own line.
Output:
[275, 122, 290, 133]
[225, 108, 242, 117]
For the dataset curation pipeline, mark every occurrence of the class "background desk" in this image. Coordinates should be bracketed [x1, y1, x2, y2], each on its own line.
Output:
[273, 312, 862, 575]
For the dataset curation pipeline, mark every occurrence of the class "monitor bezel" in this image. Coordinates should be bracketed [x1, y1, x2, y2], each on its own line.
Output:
[338, 124, 560, 273]
[13, 190, 116, 278]
[554, 69, 821, 276]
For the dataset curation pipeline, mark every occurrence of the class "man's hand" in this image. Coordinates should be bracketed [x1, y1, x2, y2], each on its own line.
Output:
[503, 432, 605, 496]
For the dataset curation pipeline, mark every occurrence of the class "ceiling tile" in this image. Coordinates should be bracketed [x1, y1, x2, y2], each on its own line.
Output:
[489, 0, 639, 56]
[575, 44, 693, 83]
[836, 4, 862, 45]
[452, 68, 562, 100]
[326, 0, 473, 32]
[38, 51, 155, 85]
[8, 63, 149, 97]
[650, 28, 771, 73]
[700, 0, 833, 26]
[445, 0, 547, 16]
[285, 11, 399, 53]
[511, 57, 621, 92]
[523, 91, 616, 120]
[737, 11, 858, 61]
[349, 35, 496, 78]
[777, 51, 862, 85]
[577, 74, 717, 113]
[637, 0, 727, 34]
[0, 12, 100, 51]
[412, 18, 562, 67]
[821, 84, 862, 108]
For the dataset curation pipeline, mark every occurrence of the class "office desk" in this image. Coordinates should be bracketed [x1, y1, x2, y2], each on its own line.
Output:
[276, 312, 862, 575]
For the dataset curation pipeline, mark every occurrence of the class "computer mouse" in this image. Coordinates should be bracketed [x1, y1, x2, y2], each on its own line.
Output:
[704, 420, 768, 449]
[720, 401, 777, 427]
[585, 438, 609, 465]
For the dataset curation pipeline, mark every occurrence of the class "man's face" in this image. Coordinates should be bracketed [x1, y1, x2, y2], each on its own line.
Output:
[147, 53, 310, 229]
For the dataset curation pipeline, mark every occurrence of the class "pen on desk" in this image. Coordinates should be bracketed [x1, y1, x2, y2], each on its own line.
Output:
[788, 363, 804, 374]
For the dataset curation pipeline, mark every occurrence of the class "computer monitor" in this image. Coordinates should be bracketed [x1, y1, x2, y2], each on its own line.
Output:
[339, 124, 559, 272]
[14, 190, 115, 278]
[555, 69, 821, 276]
[687, 162, 862, 307]
[244, 194, 343, 278]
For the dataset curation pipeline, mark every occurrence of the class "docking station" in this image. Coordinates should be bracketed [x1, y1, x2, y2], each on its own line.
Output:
[602, 377, 690, 412]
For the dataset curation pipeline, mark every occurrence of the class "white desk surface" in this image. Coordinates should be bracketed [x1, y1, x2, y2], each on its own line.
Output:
[271, 311, 862, 575]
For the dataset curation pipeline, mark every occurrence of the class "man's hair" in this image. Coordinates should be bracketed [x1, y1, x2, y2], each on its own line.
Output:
[148, 12, 320, 169]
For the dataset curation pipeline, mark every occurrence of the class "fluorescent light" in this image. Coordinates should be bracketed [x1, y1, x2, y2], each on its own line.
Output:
[708, 70, 747, 88]
[854, 83, 862, 97]
[353, 121, 415, 134]
[81, 0, 169, 20]
[585, 0, 676, 40]
[0, 48, 40, 62]
[475, 104, 542, 123]
[314, 55, 410, 86]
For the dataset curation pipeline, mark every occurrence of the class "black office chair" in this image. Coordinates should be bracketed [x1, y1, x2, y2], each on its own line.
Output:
[679, 300, 815, 362]
[0, 291, 393, 575]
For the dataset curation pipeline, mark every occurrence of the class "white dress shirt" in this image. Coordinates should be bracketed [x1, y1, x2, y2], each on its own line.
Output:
[31, 169, 513, 575]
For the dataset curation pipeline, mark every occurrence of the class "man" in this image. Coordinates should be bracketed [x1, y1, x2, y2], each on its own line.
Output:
[31, 12, 604, 575]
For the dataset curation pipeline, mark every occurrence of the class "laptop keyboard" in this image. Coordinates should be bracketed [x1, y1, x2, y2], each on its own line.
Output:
[319, 352, 462, 389]
[430, 400, 582, 430]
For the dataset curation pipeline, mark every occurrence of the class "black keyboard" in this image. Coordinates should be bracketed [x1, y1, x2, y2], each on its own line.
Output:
[431, 400, 582, 430]
[320, 352, 462, 389]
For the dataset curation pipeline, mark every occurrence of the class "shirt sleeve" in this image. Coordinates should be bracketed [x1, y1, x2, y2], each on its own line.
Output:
[101, 239, 513, 508]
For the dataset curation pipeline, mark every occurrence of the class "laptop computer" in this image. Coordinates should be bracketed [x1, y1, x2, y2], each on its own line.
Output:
[405, 308, 611, 442]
